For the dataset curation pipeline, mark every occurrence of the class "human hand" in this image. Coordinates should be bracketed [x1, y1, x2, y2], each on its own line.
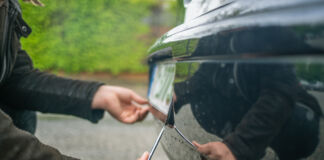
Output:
[193, 141, 236, 160]
[92, 85, 149, 124]
[137, 152, 149, 160]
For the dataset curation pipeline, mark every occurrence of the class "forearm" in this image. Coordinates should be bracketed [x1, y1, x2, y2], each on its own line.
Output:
[0, 50, 104, 123]
[0, 109, 79, 160]
[223, 89, 294, 160]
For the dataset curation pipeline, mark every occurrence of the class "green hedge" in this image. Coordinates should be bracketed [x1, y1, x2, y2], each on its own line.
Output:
[20, 0, 158, 74]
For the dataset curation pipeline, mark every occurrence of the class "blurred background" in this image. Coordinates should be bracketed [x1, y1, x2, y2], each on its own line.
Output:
[20, 0, 185, 74]
[19, 0, 185, 159]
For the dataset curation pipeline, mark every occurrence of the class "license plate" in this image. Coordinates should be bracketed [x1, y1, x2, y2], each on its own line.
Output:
[148, 63, 176, 115]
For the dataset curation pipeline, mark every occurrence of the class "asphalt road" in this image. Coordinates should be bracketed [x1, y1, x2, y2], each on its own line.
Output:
[36, 114, 168, 160]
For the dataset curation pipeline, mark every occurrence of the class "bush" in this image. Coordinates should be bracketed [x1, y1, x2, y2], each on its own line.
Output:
[20, 0, 158, 74]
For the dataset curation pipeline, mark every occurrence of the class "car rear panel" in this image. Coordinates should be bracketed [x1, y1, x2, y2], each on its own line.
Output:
[147, 0, 324, 159]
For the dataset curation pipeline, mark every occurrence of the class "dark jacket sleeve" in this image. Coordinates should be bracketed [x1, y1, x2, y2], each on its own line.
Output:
[223, 64, 298, 160]
[0, 109, 79, 160]
[223, 90, 294, 160]
[0, 49, 104, 123]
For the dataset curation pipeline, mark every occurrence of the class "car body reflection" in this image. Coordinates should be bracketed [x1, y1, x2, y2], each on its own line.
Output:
[147, 0, 324, 159]
[172, 61, 322, 160]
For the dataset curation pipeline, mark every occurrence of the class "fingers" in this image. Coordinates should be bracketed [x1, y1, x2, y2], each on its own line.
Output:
[130, 106, 149, 122]
[193, 141, 211, 155]
[137, 152, 149, 160]
[130, 91, 148, 105]
[121, 108, 141, 124]
[138, 107, 150, 121]
[122, 106, 149, 123]
[193, 141, 201, 148]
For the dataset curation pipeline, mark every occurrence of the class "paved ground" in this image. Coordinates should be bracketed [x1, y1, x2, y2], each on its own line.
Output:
[36, 114, 168, 160]
[35, 75, 169, 160]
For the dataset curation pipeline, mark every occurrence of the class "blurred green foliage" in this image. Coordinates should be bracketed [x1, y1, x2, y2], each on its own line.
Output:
[296, 63, 324, 82]
[170, 0, 185, 25]
[19, 0, 160, 74]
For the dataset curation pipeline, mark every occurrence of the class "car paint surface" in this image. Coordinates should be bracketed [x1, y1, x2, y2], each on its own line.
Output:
[147, 0, 324, 159]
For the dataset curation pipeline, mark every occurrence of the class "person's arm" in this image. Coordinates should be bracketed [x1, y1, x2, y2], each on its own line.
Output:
[1, 49, 150, 124]
[193, 89, 294, 160]
[222, 89, 294, 160]
[223, 64, 299, 160]
[0, 109, 78, 160]
[193, 64, 298, 160]
[0, 50, 105, 123]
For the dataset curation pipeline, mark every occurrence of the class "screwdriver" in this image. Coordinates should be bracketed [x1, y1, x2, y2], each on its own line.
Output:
[148, 100, 196, 160]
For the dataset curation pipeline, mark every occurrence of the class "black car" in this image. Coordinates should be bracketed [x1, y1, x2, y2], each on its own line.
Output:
[147, 0, 324, 159]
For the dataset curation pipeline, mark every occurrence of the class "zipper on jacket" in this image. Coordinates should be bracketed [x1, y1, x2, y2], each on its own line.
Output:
[0, 4, 9, 83]
[6, 4, 18, 76]
[0, 1, 18, 84]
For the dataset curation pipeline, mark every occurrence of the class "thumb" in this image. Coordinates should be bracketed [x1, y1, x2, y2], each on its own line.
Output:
[193, 141, 211, 155]
[193, 141, 201, 148]
[138, 151, 149, 160]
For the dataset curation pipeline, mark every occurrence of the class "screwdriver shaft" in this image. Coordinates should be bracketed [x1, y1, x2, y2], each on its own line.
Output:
[174, 126, 195, 148]
[148, 126, 166, 160]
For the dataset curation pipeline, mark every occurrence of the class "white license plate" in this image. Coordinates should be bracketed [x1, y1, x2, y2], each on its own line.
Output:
[148, 63, 176, 115]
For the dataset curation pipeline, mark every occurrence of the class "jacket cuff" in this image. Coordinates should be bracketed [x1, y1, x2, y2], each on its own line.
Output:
[89, 109, 104, 123]
[223, 133, 255, 160]
[83, 82, 105, 123]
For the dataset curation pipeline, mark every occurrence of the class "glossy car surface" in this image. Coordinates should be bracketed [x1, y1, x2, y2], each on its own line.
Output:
[147, 0, 324, 159]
